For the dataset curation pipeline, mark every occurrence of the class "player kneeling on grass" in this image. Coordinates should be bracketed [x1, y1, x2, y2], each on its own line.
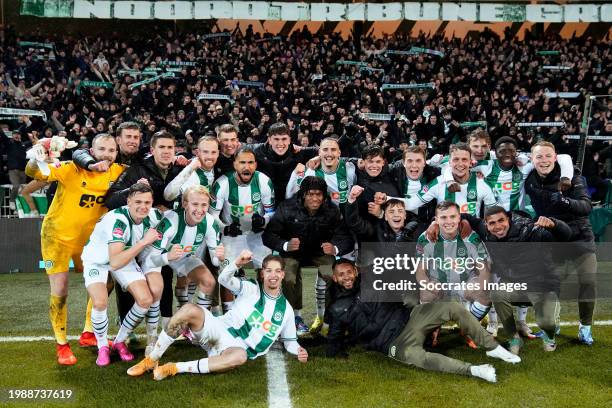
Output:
[82, 183, 164, 366]
[326, 259, 519, 383]
[128, 250, 308, 380]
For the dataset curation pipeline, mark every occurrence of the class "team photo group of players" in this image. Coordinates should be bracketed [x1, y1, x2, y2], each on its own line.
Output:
[25, 120, 597, 383]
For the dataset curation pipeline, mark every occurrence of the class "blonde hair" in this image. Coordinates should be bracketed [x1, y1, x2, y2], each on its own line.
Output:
[531, 141, 556, 153]
[182, 185, 211, 206]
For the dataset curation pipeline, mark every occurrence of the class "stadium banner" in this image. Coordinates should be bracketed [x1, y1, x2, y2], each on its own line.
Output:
[15, 194, 48, 218]
[19, 1, 612, 22]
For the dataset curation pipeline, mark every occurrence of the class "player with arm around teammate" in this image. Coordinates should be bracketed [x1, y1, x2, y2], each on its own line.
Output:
[127, 250, 308, 380]
[82, 183, 164, 366]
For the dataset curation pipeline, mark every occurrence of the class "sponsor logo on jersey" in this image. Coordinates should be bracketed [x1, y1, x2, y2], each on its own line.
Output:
[460, 202, 477, 215]
[246, 309, 280, 340]
[422, 185, 429, 193]
[112, 227, 124, 239]
[79, 194, 105, 208]
[494, 181, 521, 192]
[230, 202, 260, 217]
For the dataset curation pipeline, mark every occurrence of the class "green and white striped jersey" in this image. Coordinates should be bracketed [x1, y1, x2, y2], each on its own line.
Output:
[407, 173, 497, 216]
[150, 209, 221, 266]
[82, 206, 163, 265]
[286, 159, 357, 207]
[416, 231, 489, 284]
[164, 165, 216, 209]
[210, 171, 275, 231]
[480, 160, 531, 212]
[218, 261, 300, 360]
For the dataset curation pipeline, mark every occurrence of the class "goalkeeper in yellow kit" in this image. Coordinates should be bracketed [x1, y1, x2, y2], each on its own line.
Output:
[26, 133, 125, 365]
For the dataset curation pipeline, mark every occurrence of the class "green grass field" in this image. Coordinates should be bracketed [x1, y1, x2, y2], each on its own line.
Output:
[1, 270, 611, 408]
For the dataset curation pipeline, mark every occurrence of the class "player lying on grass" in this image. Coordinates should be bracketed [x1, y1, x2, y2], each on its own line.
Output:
[81, 183, 164, 366]
[127, 250, 308, 380]
[326, 259, 519, 383]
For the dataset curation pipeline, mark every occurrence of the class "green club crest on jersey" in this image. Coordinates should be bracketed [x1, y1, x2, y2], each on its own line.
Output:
[457, 247, 467, 257]
[88, 269, 100, 277]
[467, 190, 477, 200]
[338, 180, 348, 189]
[196, 233, 204, 242]
[274, 311, 283, 321]
[252, 192, 261, 201]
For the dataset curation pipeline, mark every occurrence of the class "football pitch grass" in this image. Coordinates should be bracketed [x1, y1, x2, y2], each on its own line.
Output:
[1, 270, 611, 408]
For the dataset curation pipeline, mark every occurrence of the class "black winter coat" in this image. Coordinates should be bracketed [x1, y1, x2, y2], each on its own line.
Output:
[104, 156, 183, 209]
[464, 212, 572, 293]
[326, 276, 412, 357]
[262, 196, 354, 262]
[524, 164, 595, 251]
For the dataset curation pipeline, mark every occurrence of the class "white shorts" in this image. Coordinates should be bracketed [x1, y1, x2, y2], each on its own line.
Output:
[169, 255, 206, 277]
[84, 260, 146, 291]
[192, 308, 245, 357]
[222, 232, 271, 269]
[138, 248, 162, 274]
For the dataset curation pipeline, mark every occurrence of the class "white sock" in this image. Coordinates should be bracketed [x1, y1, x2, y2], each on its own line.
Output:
[316, 276, 326, 319]
[470, 301, 490, 321]
[149, 330, 176, 361]
[176, 358, 210, 374]
[162, 316, 171, 331]
[470, 364, 497, 383]
[222, 301, 234, 313]
[196, 291, 213, 310]
[146, 301, 160, 339]
[488, 306, 498, 324]
[115, 303, 148, 344]
[91, 308, 108, 350]
[175, 286, 189, 307]
[517, 306, 528, 323]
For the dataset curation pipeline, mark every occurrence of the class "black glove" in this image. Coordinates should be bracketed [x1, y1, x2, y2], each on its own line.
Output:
[251, 213, 266, 233]
[551, 192, 571, 209]
[224, 222, 242, 237]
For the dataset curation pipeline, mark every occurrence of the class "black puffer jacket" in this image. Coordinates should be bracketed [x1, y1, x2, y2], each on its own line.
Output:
[344, 200, 419, 242]
[525, 164, 595, 252]
[105, 156, 183, 209]
[326, 275, 412, 357]
[464, 212, 572, 292]
[354, 165, 401, 218]
[262, 196, 354, 262]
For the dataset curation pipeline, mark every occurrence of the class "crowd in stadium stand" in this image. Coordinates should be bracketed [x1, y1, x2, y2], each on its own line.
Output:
[1, 25, 611, 199]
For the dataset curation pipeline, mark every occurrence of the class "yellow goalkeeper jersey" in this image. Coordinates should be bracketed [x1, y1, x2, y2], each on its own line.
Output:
[26, 161, 125, 246]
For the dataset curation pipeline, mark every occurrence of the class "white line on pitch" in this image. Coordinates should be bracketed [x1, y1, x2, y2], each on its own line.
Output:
[2, 320, 612, 343]
[265, 348, 293, 408]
